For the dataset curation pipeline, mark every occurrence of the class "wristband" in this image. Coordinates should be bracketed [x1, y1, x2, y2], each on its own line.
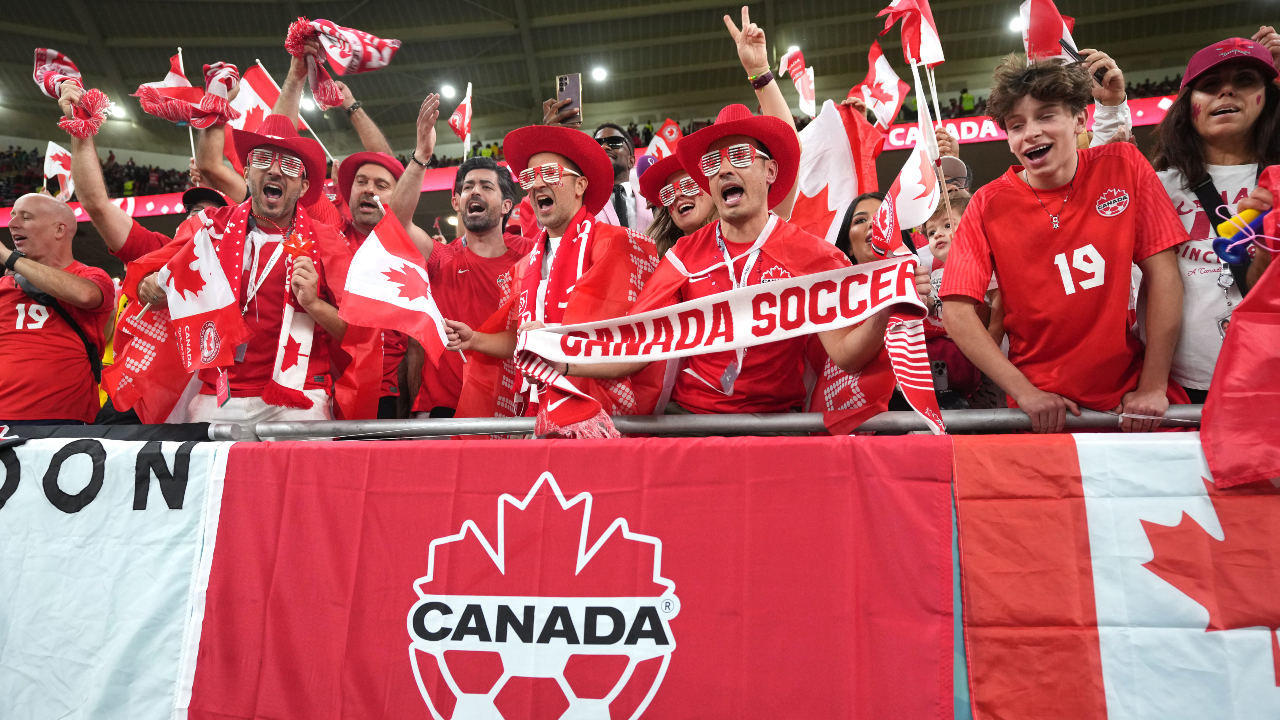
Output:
[4, 250, 24, 272]
[410, 151, 429, 168]
[749, 69, 775, 90]
[345, 101, 362, 117]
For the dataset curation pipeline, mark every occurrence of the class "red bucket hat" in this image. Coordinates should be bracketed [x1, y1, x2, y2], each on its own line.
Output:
[638, 154, 692, 208]
[1181, 38, 1279, 90]
[503, 125, 614, 215]
[676, 104, 799, 209]
[337, 151, 405, 205]
[232, 113, 327, 207]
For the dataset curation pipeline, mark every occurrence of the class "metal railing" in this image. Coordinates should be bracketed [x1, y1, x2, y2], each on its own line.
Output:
[248, 405, 1203, 441]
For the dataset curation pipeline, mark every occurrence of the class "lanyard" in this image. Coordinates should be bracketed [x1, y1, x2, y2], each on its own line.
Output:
[244, 234, 286, 316]
[715, 221, 762, 289]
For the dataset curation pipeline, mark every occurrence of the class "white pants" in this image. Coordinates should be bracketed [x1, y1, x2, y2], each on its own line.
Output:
[187, 389, 333, 432]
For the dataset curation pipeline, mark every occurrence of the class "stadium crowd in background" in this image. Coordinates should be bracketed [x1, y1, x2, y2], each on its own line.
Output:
[3, 7, 1279, 439]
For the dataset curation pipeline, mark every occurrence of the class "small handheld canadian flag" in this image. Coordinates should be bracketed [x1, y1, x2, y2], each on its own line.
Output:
[853, 42, 911, 130]
[645, 119, 683, 159]
[1020, 0, 1078, 60]
[43, 141, 74, 202]
[779, 48, 817, 117]
[449, 82, 473, 142]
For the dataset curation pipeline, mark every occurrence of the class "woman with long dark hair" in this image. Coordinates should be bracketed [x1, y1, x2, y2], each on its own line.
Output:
[1149, 32, 1280, 402]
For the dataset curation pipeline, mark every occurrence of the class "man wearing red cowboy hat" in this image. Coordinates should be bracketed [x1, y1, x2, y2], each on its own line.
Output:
[444, 124, 662, 435]
[134, 113, 364, 424]
[539, 102, 931, 416]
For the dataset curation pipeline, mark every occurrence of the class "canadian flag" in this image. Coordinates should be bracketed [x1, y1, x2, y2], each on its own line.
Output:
[448, 82, 472, 141]
[873, 138, 939, 256]
[43, 140, 73, 202]
[853, 41, 911, 130]
[957, 434, 1280, 719]
[157, 221, 250, 371]
[144, 54, 191, 89]
[222, 64, 310, 172]
[790, 99, 883, 244]
[645, 118, 683, 159]
[1021, 0, 1078, 61]
[878, 0, 945, 68]
[339, 210, 449, 366]
[779, 48, 817, 117]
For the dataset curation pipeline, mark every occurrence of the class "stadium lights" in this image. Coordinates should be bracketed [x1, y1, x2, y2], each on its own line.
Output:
[300, 98, 316, 111]
[787, 45, 800, 53]
[442, 84, 456, 99]
[591, 67, 608, 82]
[1008, 16, 1026, 32]
[447, 216, 458, 226]
[110, 105, 126, 118]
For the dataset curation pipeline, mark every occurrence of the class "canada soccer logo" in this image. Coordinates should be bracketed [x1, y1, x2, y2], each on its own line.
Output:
[1096, 188, 1130, 217]
[199, 321, 220, 364]
[407, 473, 679, 719]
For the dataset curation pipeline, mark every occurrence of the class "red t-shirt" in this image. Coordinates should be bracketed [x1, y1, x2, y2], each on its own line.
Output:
[195, 224, 336, 397]
[651, 219, 850, 415]
[0, 261, 114, 422]
[414, 234, 534, 412]
[340, 218, 407, 397]
[940, 143, 1188, 410]
[117, 218, 199, 263]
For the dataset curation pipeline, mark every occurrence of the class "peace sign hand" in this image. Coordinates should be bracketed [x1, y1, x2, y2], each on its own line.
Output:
[723, 5, 770, 76]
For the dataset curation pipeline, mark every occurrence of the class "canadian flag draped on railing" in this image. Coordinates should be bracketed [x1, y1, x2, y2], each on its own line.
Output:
[339, 210, 450, 366]
[286, 17, 401, 110]
[779, 48, 817, 118]
[853, 41, 911, 131]
[645, 119, 683, 159]
[448, 82, 473, 142]
[1021, 0, 1077, 60]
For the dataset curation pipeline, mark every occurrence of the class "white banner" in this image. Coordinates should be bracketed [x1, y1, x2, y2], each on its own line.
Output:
[517, 254, 923, 364]
[0, 439, 229, 720]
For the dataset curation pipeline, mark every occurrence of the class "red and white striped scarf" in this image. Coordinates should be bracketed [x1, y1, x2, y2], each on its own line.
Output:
[133, 61, 242, 129]
[34, 48, 110, 138]
[285, 17, 401, 110]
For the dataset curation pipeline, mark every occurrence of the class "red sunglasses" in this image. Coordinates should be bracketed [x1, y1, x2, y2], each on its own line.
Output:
[659, 176, 703, 206]
[248, 148, 304, 178]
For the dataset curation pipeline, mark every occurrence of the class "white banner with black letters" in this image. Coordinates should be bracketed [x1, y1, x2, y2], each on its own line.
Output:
[0, 438, 229, 720]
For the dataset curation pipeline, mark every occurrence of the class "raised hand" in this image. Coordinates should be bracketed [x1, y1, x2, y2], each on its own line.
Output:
[724, 5, 770, 76]
[58, 83, 84, 119]
[416, 93, 440, 159]
[1078, 48, 1126, 106]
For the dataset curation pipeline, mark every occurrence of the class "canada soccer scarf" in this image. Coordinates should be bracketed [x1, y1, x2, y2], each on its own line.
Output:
[34, 48, 110, 138]
[286, 17, 401, 110]
[133, 60, 242, 129]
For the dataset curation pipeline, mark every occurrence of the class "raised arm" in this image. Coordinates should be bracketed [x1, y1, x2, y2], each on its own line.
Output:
[194, 125, 248, 202]
[390, 94, 440, 258]
[274, 39, 320, 123]
[724, 6, 801, 218]
[336, 81, 393, 155]
[60, 85, 131, 251]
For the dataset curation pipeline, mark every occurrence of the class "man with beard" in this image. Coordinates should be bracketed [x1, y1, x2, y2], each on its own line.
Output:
[593, 122, 652, 231]
[134, 114, 360, 423]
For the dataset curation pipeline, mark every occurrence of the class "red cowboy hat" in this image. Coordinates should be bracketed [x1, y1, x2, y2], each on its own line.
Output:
[675, 104, 799, 209]
[232, 113, 327, 206]
[337, 151, 405, 205]
[503, 125, 614, 215]
[638, 154, 693, 208]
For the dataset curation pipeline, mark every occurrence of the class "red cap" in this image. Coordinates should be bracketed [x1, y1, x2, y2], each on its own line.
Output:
[1182, 38, 1278, 90]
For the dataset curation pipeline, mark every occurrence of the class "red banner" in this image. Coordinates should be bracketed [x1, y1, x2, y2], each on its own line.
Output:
[188, 436, 954, 719]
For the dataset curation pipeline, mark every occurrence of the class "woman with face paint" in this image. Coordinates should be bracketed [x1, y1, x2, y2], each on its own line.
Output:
[1150, 32, 1280, 403]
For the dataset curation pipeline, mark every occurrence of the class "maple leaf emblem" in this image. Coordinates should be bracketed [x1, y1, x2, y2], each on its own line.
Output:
[912, 148, 937, 201]
[281, 334, 303, 371]
[240, 105, 266, 133]
[866, 81, 895, 105]
[1142, 478, 1280, 685]
[168, 258, 206, 299]
[384, 264, 432, 302]
[50, 152, 72, 172]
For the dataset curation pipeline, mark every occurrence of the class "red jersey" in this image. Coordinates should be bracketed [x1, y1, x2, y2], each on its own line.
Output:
[194, 219, 337, 398]
[118, 217, 198, 263]
[0, 261, 114, 422]
[339, 218, 407, 397]
[415, 233, 534, 412]
[940, 143, 1187, 410]
[635, 217, 850, 414]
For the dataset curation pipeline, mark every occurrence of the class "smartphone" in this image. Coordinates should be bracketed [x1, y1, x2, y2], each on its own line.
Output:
[556, 73, 582, 123]
[1059, 39, 1108, 86]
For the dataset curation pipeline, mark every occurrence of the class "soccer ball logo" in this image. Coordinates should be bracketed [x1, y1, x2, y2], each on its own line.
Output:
[407, 472, 680, 719]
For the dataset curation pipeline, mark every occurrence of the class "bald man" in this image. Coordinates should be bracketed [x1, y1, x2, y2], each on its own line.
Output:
[1, 193, 115, 425]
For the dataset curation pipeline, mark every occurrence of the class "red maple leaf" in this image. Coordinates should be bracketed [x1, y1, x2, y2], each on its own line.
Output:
[281, 334, 303, 371]
[168, 259, 206, 299]
[241, 105, 266, 133]
[790, 185, 837, 239]
[384, 264, 432, 302]
[50, 152, 72, 172]
[1142, 478, 1280, 686]
[912, 148, 937, 202]
[866, 81, 895, 105]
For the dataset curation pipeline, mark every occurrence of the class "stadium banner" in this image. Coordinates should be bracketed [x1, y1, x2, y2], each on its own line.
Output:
[955, 434, 1280, 720]
[0, 436, 954, 719]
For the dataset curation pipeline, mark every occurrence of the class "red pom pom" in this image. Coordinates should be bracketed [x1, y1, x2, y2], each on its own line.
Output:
[57, 88, 109, 138]
[285, 16, 315, 58]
